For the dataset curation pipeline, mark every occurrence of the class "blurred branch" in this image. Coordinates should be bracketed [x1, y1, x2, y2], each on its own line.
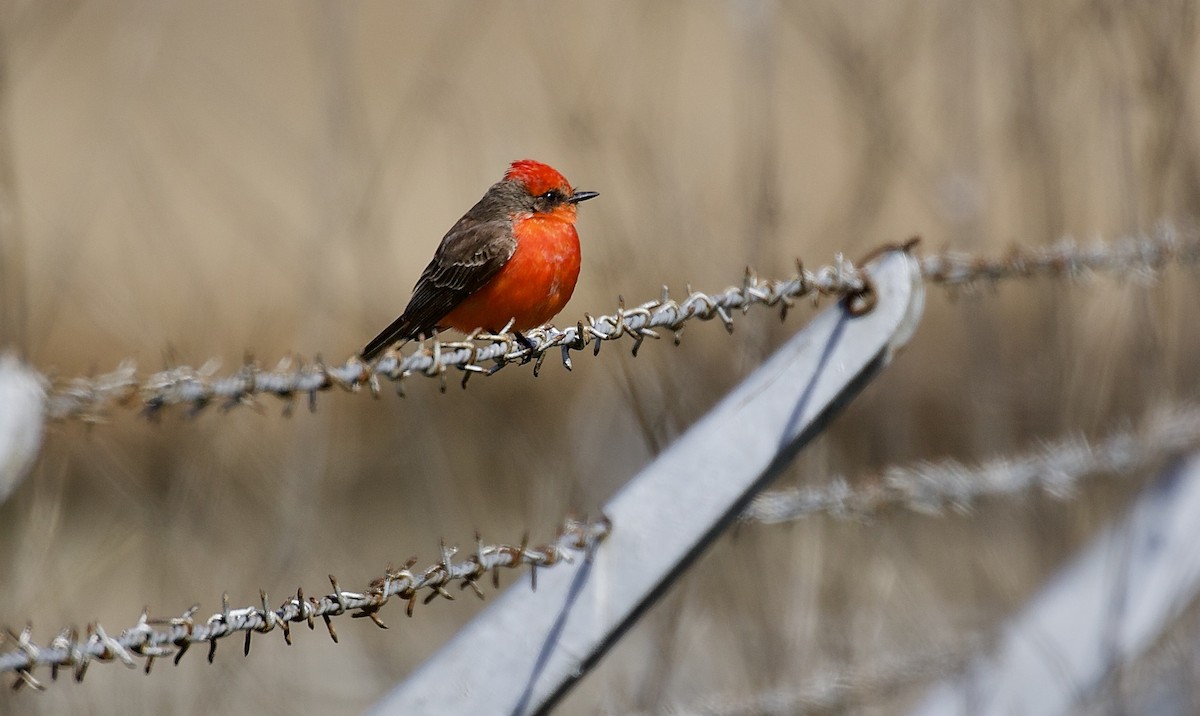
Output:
[0, 516, 610, 690]
[744, 403, 1200, 523]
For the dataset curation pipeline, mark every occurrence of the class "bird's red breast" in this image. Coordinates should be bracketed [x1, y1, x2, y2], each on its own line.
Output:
[440, 210, 582, 334]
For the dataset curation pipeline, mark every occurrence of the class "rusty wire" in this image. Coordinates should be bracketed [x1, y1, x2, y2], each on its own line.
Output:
[0, 516, 610, 691]
[743, 404, 1200, 523]
[44, 254, 871, 422]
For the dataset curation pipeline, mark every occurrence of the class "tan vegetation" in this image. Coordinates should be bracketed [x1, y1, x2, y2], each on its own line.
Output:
[2, 2, 1199, 713]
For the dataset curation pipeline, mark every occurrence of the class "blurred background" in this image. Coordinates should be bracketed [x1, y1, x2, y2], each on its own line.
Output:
[2, 1, 1200, 713]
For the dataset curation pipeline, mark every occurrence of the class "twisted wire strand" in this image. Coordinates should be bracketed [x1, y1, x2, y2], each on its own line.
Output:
[743, 404, 1200, 523]
[919, 222, 1200, 288]
[0, 517, 610, 690]
[44, 255, 870, 422]
[42, 227, 1200, 423]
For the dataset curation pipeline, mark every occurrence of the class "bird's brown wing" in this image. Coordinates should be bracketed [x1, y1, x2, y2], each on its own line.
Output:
[361, 216, 517, 360]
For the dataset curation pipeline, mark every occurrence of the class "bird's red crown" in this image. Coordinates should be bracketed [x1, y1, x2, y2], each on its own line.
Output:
[504, 159, 571, 197]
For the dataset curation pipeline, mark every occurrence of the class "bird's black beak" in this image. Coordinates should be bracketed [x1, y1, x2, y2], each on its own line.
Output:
[567, 190, 599, 204]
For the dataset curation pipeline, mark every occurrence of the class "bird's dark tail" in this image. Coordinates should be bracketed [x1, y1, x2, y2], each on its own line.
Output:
[360, 314, 417, 361]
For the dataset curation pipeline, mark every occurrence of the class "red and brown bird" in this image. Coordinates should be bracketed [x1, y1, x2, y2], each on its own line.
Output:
[361, 160, 598, 361]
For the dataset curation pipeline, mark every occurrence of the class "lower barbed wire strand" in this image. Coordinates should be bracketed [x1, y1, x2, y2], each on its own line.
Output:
[0, 517, 610, 686]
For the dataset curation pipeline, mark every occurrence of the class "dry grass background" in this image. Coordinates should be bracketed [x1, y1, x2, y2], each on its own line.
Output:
[2, 1, 1200, 713]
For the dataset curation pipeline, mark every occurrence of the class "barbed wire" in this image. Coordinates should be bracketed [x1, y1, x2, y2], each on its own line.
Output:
[43, 254, 873, 422]
[919, 222, 1200, 289]
[8, 229, 1200, 698]
[39, 226, 1200, 424]
[743, 404, 1200, 523]
[0, 516, 610, 691]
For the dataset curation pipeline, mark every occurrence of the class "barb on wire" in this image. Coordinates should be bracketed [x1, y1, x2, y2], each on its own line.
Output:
[0, 517, 610, 691]
[921, 222, 1200, 289]
[743, 404, 1200, 523]
[45, 255, 871, 422]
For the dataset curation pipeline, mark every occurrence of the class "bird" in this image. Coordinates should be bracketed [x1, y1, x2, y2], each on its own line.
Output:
[361, 159, 598, 361]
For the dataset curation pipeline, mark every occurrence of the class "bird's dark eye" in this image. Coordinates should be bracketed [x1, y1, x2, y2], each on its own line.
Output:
[539, 189, 563, 203]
